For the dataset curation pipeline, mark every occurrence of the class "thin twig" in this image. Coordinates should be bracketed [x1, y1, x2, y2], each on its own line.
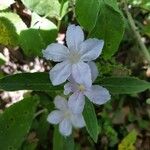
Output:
[34, 108, 47, 118]
[123, 0, 150, 64]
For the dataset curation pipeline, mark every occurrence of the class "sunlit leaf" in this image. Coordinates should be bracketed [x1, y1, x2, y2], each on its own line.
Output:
[118, 130, 137, 150]
[19, 13, 57, 56]
[0, 0, 15, 10]
[0, 12, 26, 46]
[21, 0, 69, 20]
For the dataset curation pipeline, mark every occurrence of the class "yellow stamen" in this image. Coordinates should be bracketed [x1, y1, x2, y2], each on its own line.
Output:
[78, 84, 85, 92]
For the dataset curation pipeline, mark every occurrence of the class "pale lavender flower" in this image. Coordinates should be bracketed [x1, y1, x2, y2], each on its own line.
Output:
[42, 24, 104, 86]
[47, 96, 85, 136]
[64, 62, 111, 114]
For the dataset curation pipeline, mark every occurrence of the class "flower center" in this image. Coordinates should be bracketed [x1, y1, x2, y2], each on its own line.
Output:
[68, 51, 81, 64]
[78, 84, 85, 92]
[64, 110, 71, 119]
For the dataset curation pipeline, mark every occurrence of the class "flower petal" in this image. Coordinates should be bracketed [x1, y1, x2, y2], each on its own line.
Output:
[80, 38, 104, 61]
[64, 82, 72, 95]
[47, 110, 63, 124]
[54, 96, 68, 110]
[85, 85, 111, 105]
[64, 78, 78, 95]
[59, 119, 72, 136]
[71, 114, 85, 128]
[88, 61, 98, 82]
[50, 61, 71, 85]
[72, 62, 92, 87]
[66, 24, 84, 51]
[42, 43, 69, 62]
[68, 92, 85, 114]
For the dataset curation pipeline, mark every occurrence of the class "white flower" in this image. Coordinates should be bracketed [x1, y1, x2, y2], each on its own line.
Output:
[42, 24, 104, 86]
[47, 96, 85, 136]
[64, 62, 111, 114]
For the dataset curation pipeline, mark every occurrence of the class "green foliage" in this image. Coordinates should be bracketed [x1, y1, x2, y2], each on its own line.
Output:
[36, 92, 54, 110]
[0, 12, 57, 56]
[53, 126, 64, 150]
[0, 0, 150, 149]
[118, 130, 137, 150]
[1, 73, 150, 95]
[100, 76, 150, 94]
[0, 0, 14, 10]
[0, 96, 39, 149]
[21, 141, 38, 150]
[99, 58, 131, 76]
[19, 13, 57, 56]
[25, 111, 50, 149]
[83, 99, 100, 142]
[0, 17, 19, 46]
[141, 0, 150, 10]
[0, 72, 62, 91]
[21, 0, 69, 20]
[104, 124, 118, 146]
[129, 0, 150, 11]
[75, 0, 125, 59]
[0, 12, 26, 46]
[0, 12, 27, 33]
[143, 24, 150, 37]
[37, 112, 49, 143]
[53, 127, 75, 150]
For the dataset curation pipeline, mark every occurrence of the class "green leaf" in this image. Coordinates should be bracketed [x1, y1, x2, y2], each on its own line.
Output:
[83, 99, 100, 143]
[129, 0, 150, 11]
[36, 112, 49, 145]
[141, 0, 150, 11]
[75, 0, 125, 59]
[0, 12, 27, 33]
[19, 13, 57, 56]
[21, 142, 38, 150]
[0, 0, 14, 10]
[0, 96, 39, 150]
[0, 72, 62, 91]
[59, 0, 69, 19]
[100, 76, 150, 94]
[0, 12, 26, 46]
[0, 17, 18, 46]
[53, 126, 64, 150]
[118, 130, 137, 150]
[53, 127, 74, 150]
[21, 0, 68, 20]
[143, 24, 150, 37]
[1, 73, 149, 95]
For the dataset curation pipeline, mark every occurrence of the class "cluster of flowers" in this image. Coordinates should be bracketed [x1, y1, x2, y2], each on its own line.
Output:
[43, 25, 111, 136]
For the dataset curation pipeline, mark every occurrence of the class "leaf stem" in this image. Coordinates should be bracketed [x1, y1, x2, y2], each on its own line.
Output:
[57, 0, 65, 31]
[123, 0, 150, 64]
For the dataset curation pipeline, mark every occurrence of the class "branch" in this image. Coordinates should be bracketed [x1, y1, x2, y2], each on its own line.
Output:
[123, 0, 150, 64]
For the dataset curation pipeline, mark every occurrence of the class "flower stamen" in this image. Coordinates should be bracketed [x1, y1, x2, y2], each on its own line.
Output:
[78, 84, 85, 92]
[68, 51, 81, 64]
[63, 110, 71, 119]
